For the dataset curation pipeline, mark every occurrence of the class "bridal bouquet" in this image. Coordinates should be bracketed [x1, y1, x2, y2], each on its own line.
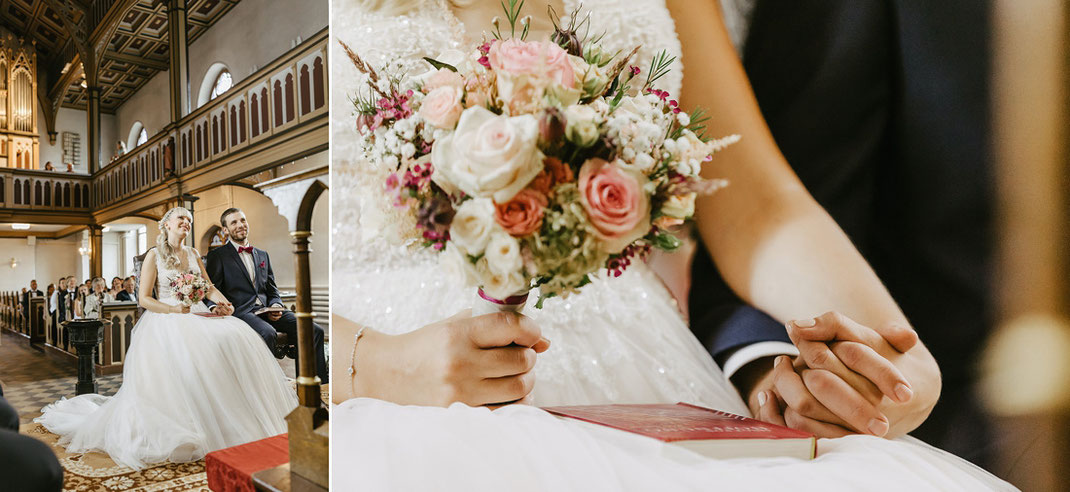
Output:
[169, 273, 210, 307]
[345, 2, 737, 309]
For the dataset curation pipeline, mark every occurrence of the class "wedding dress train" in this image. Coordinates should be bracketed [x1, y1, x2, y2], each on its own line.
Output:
[36, 246, 297, 470]
[331, 0, 1013, 489]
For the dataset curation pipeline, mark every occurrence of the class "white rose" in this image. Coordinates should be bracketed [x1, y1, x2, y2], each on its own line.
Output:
[450, 198, 498, 254]
[484, 232, 523, 275]
[439, 243, 478, 286]
[661, 192, 697, 219]
[476, 257, 529, 300]
[564, 104, 600, 148]
[432, 106, 545, 203]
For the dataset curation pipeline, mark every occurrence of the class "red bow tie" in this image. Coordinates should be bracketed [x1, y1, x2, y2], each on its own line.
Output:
[238, 246, 254, 254]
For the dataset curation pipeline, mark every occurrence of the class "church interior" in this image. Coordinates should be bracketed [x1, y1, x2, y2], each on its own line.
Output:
[0, 0, 329, 490]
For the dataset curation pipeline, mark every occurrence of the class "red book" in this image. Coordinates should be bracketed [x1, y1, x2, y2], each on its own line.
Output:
[543, 402, 816, 460]
[194, 312, 225, 318]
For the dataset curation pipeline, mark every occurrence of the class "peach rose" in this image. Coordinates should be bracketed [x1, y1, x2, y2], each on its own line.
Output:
[495, 188, 548, 236]
[420, 86, 464, 128]
[578, 158, 651, 251]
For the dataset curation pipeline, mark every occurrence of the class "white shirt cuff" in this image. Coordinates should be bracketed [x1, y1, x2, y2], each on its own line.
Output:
[722, 341, 800, 380]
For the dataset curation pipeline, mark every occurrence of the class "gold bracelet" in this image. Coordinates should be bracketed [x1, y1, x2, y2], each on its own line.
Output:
[348, 326, 367, 399]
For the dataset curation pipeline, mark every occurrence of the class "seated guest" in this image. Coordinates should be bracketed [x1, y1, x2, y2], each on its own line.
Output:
[108, 277, 123, 298]
[72, 285, 89, 319]
[82, 278, 114, 319]
[43, 161, 55, 171]
[0, 385, 63, 492]
[116, 277, 138, 303]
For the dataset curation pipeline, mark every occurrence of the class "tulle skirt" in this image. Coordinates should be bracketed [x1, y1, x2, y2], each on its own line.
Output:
[335, 399, 1014, 491]
[36, 308, 298, 470]
[332, 261, 1013, 491]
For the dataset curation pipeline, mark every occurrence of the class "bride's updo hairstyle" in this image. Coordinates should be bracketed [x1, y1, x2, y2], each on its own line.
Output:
[156, 206, 192, 269]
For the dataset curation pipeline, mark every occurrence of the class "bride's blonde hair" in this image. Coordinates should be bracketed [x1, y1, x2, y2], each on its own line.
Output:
[156, 206, 192, 269]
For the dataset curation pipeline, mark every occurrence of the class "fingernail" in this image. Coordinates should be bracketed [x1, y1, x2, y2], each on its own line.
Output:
[757, 391, 768, 407]
[867, 418, 889, 436]
[895, 383, 914, 403]
[794, 318, 817, 328]
[774, 356, 785, 368]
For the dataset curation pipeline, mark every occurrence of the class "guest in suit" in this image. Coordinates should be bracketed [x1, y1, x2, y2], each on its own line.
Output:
[115, 277, 138, 303]
[205, 208, 328, 383]
[0, 385, 63, 492]
[23, 280, 43, 317]
[689, 0, 994, 468]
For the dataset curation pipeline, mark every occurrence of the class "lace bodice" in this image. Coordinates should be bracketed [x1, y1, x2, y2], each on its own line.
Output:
[154, 246, 203, 307]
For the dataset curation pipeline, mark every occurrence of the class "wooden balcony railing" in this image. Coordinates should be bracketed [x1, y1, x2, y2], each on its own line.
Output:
[93, 28, 328, 210]
[0, 169, 92, 211]
[0, 28, 327, 220]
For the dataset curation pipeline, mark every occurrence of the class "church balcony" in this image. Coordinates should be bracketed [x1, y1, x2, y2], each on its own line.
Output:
[0, 27, 328, 225]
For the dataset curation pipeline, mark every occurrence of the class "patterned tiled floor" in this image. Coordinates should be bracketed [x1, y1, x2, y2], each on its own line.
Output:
[0, 329, 299, 425]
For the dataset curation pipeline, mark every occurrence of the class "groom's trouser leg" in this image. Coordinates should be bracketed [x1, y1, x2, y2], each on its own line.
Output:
[267, 311, 328, 384]
[236, 312, 278, 353]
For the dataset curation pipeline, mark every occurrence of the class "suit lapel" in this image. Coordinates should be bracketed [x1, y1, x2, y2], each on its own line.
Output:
[227, 242, 256, 288]
[251, 248, 262, 287]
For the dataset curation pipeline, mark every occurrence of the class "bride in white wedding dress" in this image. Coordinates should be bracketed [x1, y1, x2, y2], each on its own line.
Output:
[37, 207, 297, 470]
[331, 0, 1013, 490]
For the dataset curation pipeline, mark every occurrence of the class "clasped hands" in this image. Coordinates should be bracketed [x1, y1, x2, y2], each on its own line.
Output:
[744, 311, 940, 439]
[209, 301, 235, 316]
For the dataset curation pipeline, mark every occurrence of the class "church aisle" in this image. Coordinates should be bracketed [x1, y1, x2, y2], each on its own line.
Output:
[0, 330, 122, 425]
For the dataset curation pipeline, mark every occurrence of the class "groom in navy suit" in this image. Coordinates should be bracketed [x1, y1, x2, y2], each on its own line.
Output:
[206, 208, 328, 384]
[690, 0, 993, 469]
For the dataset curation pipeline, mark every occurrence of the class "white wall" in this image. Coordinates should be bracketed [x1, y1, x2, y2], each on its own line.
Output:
[36, 106, 117, 172]
[189, 184, 327, 290]
[114, 0, 327, 142]
[0, 235, 82, 291]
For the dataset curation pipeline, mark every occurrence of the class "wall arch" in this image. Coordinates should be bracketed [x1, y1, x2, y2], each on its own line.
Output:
[197, 62, 232, 108]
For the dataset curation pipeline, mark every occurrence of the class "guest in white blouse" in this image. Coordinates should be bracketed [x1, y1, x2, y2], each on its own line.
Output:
[82, 277, 115, 319]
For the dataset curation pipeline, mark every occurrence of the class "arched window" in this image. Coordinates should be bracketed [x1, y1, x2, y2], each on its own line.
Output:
[210, 70, 233, 101]
[197, 63, 233, 108]
[127, 121, 147, 151]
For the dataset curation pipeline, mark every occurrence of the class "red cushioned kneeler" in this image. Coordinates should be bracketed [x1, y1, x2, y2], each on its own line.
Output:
[206, 433, 289, 492]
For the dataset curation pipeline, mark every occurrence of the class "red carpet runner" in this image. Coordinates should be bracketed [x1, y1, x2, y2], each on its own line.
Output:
[206, 433, 288, 492]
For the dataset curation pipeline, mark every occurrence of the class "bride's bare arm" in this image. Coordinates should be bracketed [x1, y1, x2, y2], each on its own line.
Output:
[332, 311, 549, 406]
[193, 252, 233, 314]
[666, 0, 939, 436]
[138, 250, 187, 314]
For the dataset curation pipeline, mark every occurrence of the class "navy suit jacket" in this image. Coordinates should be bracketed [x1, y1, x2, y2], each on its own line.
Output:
[690, 0, 993, 386]
[205, 243, 284, 317]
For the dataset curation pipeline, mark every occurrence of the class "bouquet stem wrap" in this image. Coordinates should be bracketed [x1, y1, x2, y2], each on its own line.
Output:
[473, 288, 529, 316]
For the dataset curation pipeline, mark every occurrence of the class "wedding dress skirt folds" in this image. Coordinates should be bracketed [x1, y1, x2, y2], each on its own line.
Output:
[37, 247, 297, 470]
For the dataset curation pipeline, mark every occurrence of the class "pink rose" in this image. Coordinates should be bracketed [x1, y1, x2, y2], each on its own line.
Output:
[578, 158, 651, 251]
[420, 86, 464, 129]
[488, 40, 575, 88]
[495, 188, 548, 236]
[424, 68, 464, 92]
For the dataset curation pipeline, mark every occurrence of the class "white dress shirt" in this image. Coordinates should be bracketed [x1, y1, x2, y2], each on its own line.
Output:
[232, 241, 257, 283]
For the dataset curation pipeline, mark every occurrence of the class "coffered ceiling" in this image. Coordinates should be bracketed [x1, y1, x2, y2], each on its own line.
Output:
[63, 0, 237, 112]
[0, 0, 238, 114]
